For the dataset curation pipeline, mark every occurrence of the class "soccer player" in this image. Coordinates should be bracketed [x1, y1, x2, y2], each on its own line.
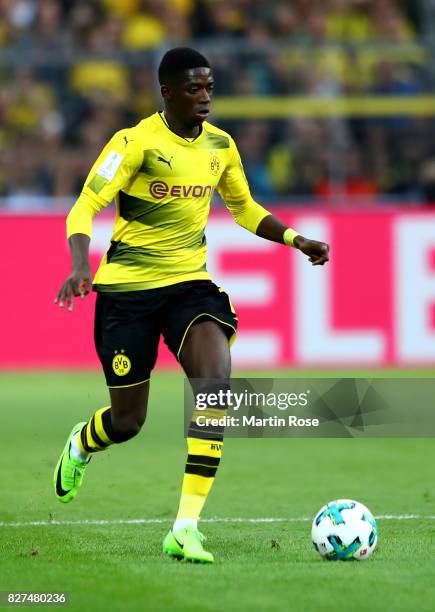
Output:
[54, 47, 329, 563]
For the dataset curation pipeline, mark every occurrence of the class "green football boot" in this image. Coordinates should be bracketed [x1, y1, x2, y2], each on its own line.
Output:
[163, 526, 214, 563]
[53, 422, 89, 503]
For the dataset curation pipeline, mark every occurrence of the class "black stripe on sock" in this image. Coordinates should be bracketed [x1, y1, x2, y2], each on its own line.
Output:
[187, 429, 224, 441]
[188, 424, 224, 437]
[187, 454, 220, 467]
[101, 407, 126, 443]
[101, 407, 116, 440]
[80, 425, 93, 453]
[185, 464, 218, 478]
[90, 416, 109, 448]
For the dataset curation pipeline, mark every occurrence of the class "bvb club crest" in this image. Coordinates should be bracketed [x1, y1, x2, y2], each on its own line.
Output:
[210, 153, 220, 176]
[112, 350, 131, 376]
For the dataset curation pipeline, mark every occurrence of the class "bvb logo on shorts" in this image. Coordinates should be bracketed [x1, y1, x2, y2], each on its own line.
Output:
[210, 154, 220, 176]
[112, 351, 131, 376]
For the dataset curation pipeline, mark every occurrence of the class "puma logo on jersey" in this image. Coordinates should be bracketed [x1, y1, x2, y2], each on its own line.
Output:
[157, 155, 173, 170]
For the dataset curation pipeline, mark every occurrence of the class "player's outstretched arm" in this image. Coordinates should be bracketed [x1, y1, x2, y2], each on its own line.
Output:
[218, 138, 329, 266]
[55, 234, 92, 311]
[256, 214, 329, 266]
[54, 128, 143, 312]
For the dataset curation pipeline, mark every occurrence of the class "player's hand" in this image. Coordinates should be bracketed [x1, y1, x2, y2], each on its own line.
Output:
[293, 236, 329, 266]
[54, 265, 92, 312]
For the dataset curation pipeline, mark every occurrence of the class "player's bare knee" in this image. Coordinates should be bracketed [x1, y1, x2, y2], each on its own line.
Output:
[109, 397, 148, 440]
[212, 364, 231, 380]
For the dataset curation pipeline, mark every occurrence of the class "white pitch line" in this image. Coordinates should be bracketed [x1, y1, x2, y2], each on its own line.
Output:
[0, 515, 434, 528]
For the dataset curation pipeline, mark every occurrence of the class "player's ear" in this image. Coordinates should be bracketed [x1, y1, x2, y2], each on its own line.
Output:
[161, 84, 172, 101]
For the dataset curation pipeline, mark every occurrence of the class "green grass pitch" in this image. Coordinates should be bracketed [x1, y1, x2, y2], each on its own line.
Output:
[1, 370, 434, 611]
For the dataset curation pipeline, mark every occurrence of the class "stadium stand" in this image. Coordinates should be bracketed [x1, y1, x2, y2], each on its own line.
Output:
[1, 0, 434, 206]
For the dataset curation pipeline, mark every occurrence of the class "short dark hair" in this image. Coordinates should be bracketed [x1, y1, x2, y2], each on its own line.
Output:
[158, 47, 210, 84]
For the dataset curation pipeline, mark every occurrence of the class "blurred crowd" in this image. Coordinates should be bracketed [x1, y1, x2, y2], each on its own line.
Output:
[1, 0, 435, 207]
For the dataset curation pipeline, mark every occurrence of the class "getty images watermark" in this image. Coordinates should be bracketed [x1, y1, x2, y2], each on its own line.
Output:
[194, 387, 318, 428]
[184, 378, 435, 438]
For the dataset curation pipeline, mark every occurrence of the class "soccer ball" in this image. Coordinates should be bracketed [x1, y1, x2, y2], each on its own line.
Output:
[311, 499, 378, 561]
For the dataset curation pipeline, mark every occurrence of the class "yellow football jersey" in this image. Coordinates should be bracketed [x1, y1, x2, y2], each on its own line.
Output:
[67, 112, 270, 291]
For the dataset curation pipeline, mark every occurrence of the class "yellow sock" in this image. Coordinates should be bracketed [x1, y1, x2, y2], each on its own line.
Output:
[174, 437, 223, 528]
[74, 406, 126, 455]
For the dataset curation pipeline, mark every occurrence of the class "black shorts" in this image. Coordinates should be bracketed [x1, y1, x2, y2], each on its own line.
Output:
[94, 280, 238, 388]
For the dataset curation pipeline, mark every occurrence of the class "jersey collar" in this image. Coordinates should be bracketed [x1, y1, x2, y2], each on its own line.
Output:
[157, 112, 205, 145]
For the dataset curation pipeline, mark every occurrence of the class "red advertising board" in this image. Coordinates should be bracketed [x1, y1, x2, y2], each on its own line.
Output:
[1, 209, 434, 368]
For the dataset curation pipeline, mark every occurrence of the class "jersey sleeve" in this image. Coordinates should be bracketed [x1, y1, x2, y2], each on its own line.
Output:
[66, 130, 143, 238]
[217, 137, 271, 233]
